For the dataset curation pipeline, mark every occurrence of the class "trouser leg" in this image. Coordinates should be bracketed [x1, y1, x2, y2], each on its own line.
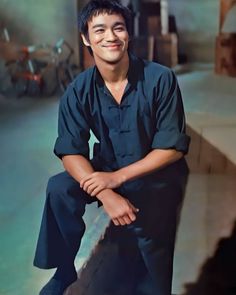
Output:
[125, 185, 181, 295]
[33, 171, 95, 269]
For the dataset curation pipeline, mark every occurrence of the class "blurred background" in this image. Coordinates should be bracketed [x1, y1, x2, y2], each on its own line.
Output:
[0, 0, 236, 295]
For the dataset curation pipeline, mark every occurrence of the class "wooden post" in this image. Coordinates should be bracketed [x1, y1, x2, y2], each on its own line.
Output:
[161, 0, 169, 35]
[215, 0, 236, 77]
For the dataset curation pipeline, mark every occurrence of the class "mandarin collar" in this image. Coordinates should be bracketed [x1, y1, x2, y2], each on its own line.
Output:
[94, 53, 143, 89]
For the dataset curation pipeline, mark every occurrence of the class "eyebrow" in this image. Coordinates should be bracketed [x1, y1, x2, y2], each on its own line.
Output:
[91, 21, 126, 30]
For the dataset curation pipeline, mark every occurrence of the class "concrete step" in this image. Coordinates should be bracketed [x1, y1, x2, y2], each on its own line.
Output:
[186, 114, 236, 174]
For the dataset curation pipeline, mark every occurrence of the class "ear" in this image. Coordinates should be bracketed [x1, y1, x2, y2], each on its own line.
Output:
[81, 34, 90, 47]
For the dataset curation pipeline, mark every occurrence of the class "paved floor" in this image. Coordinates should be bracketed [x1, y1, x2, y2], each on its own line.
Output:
[174, 65, 236, 294]
[0, 96, 108, 295]
[0, 65, 235, 295]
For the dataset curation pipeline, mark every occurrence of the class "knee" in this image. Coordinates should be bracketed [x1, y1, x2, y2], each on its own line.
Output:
[46, 173, 74, 206]
[46, 172, 87, 209]
[46, 174, 63, 197]
[46, 173, 80, 213]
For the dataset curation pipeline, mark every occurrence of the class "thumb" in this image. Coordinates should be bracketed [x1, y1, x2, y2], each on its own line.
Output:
[128, 201, 139, 213]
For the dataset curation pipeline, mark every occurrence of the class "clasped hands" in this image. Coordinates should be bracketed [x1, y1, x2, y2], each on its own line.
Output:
[80, 171, 139, 226]
[80, 171, 123, 196]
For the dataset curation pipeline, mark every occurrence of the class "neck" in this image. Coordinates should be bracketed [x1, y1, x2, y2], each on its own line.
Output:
[95, 53, 129, 84]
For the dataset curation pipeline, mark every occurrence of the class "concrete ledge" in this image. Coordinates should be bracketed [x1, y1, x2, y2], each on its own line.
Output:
[74, 205, 109, 271]
[186, 115, 236, 174]
[68, 116, 236, 294]
[186, 125, 236, 174]
[68, 224, 178, 295]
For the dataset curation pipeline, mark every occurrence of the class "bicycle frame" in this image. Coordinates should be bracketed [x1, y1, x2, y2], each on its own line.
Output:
[1, 25, 79, 97]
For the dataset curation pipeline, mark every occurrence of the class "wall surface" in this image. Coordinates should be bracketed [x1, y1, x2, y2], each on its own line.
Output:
[168, 0, 219, 62]
[222, 5, 236, 32]
[0, 0, 79, 62]
[132, 0, 220, 63]
[0, 0, 222, 64]
[80, 0, 220, 63]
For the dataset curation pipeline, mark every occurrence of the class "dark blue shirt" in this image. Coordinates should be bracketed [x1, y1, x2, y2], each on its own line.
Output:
[54, 54, 190, 190]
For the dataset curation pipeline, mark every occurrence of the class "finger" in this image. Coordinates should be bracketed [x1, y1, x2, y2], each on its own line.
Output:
[81, 181, 95, 194]
[117, 217, 126, 226]
[82, 179, 95, 192]
[87, 183, 100, 195]
[122, 215, 132, 225]
[90, 186, 104, 197]
[80, 172, 98, 187]
[112, 218, 120, 226]
[128, 201, 139, 213]
[80, 175, 92, 187]
[81, 182, 91, 193]
[127, 211, 136, 222]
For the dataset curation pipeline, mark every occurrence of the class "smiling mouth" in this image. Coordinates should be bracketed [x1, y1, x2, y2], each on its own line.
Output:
[103, 44, 122, 49]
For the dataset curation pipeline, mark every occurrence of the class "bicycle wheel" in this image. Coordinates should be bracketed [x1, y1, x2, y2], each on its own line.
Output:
[41, 65, 58, 96]
[0, 60, 12, 97]
[27, 79, 41, 96]
[8, 61, 29, 98]
[56, 63, 72, 93]
[13, 76, 28, 97]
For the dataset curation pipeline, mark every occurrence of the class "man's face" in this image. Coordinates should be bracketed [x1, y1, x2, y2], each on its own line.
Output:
[82, 13, 129, 64]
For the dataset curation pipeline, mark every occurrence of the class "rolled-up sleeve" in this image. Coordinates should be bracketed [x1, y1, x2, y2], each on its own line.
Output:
[151, 69, 190, 154]
[54, 86, 90, 159]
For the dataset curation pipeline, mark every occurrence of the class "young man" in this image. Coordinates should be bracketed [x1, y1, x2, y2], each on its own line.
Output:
[34, 1, 190, 294]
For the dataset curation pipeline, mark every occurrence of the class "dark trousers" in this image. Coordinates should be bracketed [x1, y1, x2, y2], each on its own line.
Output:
[33, 171, 183, 295]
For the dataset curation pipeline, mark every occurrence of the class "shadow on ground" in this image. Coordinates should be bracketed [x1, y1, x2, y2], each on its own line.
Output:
[182, 220, 236, 295]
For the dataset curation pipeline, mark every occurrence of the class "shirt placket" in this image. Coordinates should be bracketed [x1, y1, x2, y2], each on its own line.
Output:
[112, 103, 134, 165]
[101, 81, 135, 166]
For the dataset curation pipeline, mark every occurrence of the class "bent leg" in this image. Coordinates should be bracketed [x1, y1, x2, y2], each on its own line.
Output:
[33, 171, 96, 269]
[126, 185, 182, 295]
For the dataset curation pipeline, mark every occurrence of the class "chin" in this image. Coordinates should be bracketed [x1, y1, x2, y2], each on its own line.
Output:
[105, 53, 126, 64]
[94, 50, 127, 65]
[106, 57, 123, 64]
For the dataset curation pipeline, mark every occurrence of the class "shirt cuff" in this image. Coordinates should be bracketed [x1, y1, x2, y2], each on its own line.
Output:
[54, 136, 89, 159]
[151, 130, 190, 154]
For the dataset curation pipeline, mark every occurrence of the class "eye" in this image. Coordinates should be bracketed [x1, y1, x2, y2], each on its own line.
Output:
[94, 29, 104, 34]
[114, 26, 125, 32]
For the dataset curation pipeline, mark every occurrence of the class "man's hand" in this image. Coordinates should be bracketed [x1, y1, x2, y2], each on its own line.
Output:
[97, 189, 139, 226]
[80, 171, 124, 196]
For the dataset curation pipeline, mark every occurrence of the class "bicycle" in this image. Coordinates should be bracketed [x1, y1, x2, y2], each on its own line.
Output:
[0, 26, 52, 97]
[0, 26, 80, 98]
[5, 44, 51, 97]
[52, 38, 80, 93]
[0, 26, 15, 96]
[27, 38, 80, 96]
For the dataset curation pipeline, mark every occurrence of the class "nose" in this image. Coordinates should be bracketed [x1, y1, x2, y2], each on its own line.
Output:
[105, 29, 117, 41]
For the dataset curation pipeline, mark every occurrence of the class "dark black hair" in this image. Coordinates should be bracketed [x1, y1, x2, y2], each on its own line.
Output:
[78, 0, 132, 40]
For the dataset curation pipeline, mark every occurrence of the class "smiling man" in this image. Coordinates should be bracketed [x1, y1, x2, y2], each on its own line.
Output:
[33, 1, 190, 295]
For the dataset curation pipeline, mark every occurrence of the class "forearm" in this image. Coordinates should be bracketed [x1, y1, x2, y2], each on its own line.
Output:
[62, 154, 113, 200]
[78, 149, 183, 198]
[117, 149, 183, 183]
[62, 154, 95, 182]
